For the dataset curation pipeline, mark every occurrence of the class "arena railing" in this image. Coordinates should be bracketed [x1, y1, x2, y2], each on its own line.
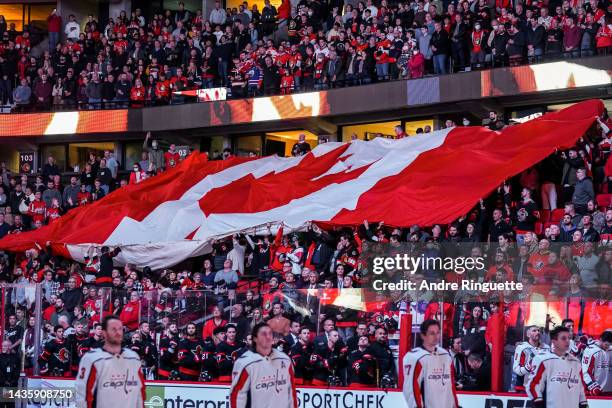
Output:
[3, 51, 605, 115]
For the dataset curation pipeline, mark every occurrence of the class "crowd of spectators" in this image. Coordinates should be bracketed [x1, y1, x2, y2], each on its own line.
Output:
[0, 109, 611, 390]
[0, 0, 610, 110]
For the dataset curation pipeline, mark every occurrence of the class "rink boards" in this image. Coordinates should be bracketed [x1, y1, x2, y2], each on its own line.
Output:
[25, 377, 612, 408]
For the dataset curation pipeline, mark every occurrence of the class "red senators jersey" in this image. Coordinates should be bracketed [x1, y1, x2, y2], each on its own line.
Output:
[28, 200, 46, 223]
[47, 207, 61, 223]
[164, 151, 181, 168]
[130, 86, 145, 101]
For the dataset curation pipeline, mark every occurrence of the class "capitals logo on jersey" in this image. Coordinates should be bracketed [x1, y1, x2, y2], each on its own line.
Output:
[427, 366, 451, 385]
[549, 369, 581, 388]
[254, 374, 288, 392]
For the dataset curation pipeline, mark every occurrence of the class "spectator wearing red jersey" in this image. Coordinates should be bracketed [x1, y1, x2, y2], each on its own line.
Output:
[164, 144, 181, 170]
[28, 191, 46, 224]
[595, 15, 612, 52]
[470, 22, 486, 69]
[76, 184, 92, 206]
[155, 73, 170, 105]
[130, 78, 145, 107]
[46, 198, 62, 224]
[170, 67, 188, 104]
[119, 291, 141, 332]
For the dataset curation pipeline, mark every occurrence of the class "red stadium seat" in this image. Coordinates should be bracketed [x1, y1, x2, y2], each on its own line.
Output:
[596, 194, 612, 208]
[550, 209, 566, 222]
[544, 221, 556, 230]
[538, 209, 551, 222]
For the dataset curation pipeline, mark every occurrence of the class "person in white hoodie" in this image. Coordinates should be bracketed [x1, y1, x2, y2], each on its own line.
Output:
[64, 14, 80, 41]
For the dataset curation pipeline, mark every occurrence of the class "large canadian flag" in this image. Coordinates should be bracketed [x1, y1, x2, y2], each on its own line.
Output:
[0, 100, 603, 269]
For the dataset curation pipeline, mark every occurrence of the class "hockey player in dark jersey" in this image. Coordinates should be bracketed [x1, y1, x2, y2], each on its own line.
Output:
[67, 322, 91, 376]
[177, 323, 204, 380]
[289, 326, 314, 385]
[215, 324, 242, 382]
[158, 322, 180, 380]
[39, 325, 71, 377]
[85, 323, 105, 350]
[311, 329, 348, 386]
[348, 335, 376, 387]
[200, 333, 217, 381]
[234, 334, 252, 360]
[137, 322, 159, 377]
[369, 326, 397, 387]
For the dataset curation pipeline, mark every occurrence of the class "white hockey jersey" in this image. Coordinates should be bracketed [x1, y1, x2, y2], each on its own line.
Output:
[402, 346, 459, 408]
[512, 341, 550, 389]
[229, 349, 297, 408]
[581, 342, 611, 393]
[75, 347, 145, 408]
[526, 351, 587, 408]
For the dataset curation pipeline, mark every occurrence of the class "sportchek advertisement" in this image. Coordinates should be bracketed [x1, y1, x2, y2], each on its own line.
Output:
[25, 378, 611, 408]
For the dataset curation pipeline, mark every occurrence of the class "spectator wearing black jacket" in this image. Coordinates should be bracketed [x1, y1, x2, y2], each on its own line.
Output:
[102, 74, 116, 107]
[60, 277, 82, 313]
[545, 19, 564, 57]
[527, 18, 546, 63]
[572, 168, 594, 215]
[114, 73, 131, 106]
[62, 69, 77, 108]
[96, 159, 113, 195]
[456, 352, 491, 391]
[98, 246, 120, 286]
[42, 156, 60, 183]
[262, 56, 280, 95]
[214, 36, 234, 86]
[306, 224, 335, 273]
[0, 54, 15, 105]
[507, 24, 527, 65]
[0, 340, 20, 387]
[451, 14, 468, 71]
[490, 23, 509, 67]
[431, 21, 451, 75]
[261, 0, 277, 36]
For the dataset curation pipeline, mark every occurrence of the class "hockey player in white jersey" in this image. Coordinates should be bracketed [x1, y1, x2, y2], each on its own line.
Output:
[75, 315, 145, 408]
[402, 319, 459, 408]
[526, 326, 588, 408]
[581, 330, 612, 395]
[229, 322, 297, 408]
[513, 325, 550, 391]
